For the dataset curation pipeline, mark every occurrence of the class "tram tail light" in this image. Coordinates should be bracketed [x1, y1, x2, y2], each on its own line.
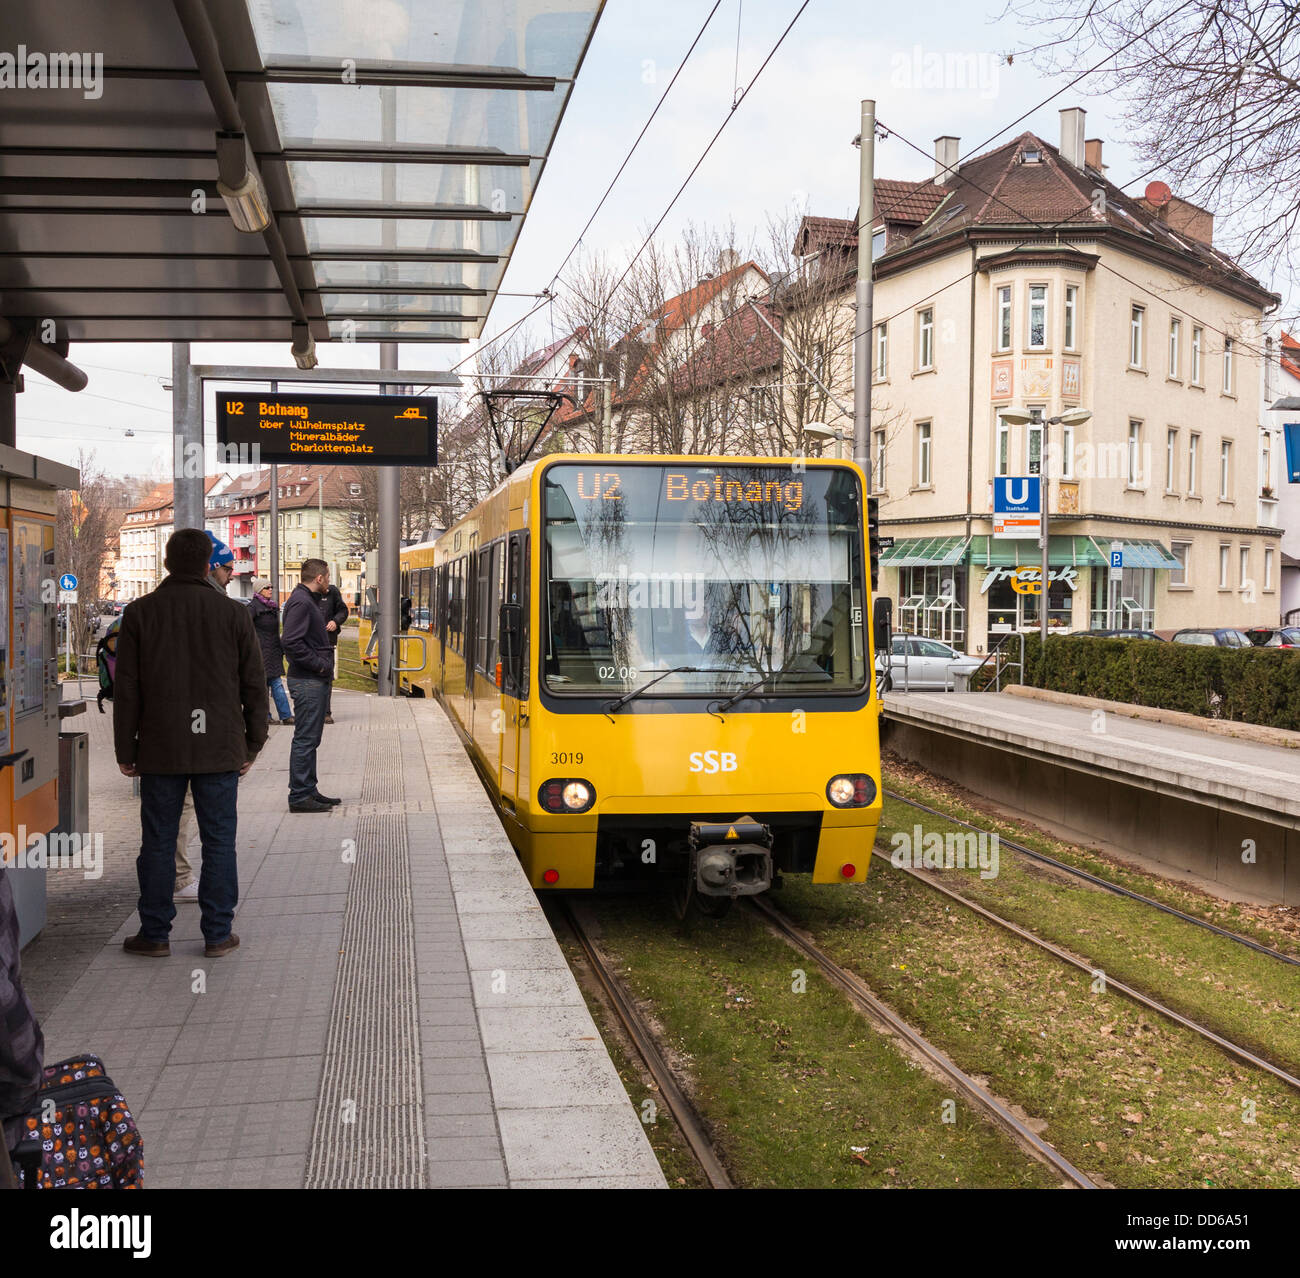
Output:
[495, 661, 503, 688]
[542, 868, 560, 885]
[539, 779, 596, 814]
[827, 774, 877, 808]
[841, 863, 857, 878]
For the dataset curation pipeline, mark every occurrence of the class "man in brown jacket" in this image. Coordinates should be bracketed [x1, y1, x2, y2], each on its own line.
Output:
[114, 528, 268, 958]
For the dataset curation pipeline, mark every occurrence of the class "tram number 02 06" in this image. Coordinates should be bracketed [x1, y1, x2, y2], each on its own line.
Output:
[550, 751, 584, 764]
[598, 666, 638, 681]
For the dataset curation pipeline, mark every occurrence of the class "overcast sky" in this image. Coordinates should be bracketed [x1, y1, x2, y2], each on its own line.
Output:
[18, 0, 1267, 477]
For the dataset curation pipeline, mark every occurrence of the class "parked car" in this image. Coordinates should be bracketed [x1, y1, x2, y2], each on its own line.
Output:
[1244, 626, 1300, 649]
[876, 634, 982, 691]
[1072, 629, 1164, 640]
[1170, 628, 1254, 648]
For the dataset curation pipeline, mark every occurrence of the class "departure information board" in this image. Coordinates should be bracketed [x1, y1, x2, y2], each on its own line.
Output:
[216, 393, 437, 466]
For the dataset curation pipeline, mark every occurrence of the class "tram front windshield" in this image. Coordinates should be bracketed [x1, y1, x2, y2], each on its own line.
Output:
[542, 463, 867, 696]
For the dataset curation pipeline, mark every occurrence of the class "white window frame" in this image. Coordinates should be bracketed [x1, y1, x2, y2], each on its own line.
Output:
[916, 421, 933, 487]
[1191, 326, 1203, 384]
[1222, 337, 1234, 394]
[997, 285, 1012, 352]
[1026, 408, 1045, 476]
[1168, 317, 1181, 379]
[1063, 285, 1078, 351]
[917, 308, 934, 371]
[1027, 284, 1048, 349]
[1219, 439, 1232, 501]
[875, 322, 888, 380]
[1061, 421, 1075, 479]
[1261, 432, 1272, 491]
[1188, 432, 1200, 495]
[1238, 545, 1249, 590]
[1165, 427, 1178, 492]
[1130, 304, 1145, 367]
[1265, 547, 1275, 591]
[871, 228, 886, 261]
[1127, 420, 1143, 487]
[873, 428, 886, 492]
[1170, 539, 1191, 588]
[1219, 543, 1230, 589]
[995, 415, 1010, 478]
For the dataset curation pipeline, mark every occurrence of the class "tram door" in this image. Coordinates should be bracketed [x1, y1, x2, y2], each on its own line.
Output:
[499, 530, 528, 808]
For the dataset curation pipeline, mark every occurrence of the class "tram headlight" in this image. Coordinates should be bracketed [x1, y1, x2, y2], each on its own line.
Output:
[827, 774, 877, 808]
[539, 778, 596, 814]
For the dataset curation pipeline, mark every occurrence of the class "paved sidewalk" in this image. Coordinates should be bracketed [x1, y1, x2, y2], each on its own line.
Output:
[23, 687, 664, 1189]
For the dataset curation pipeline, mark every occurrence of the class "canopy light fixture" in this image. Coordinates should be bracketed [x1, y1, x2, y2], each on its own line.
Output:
[215, 131, 271, 234]
[291, 323, 317, 370]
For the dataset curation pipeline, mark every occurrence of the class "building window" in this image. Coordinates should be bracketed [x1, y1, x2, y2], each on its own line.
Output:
[875, 323, 888, 380]
[997, 286, 1012, 351]
[1169, 317, 1181, 379]
[1061, 421, 1075, 479]
[1064, 285, 1078, 350]
[1027, 284, 1048, 348]
[871, 228, 886, 260]
[995, 415, 1010, 478]
[1130, 305, 1145, 367]
[1239, 545, 1249, 590]
[1188, 432, 1200, 495]
[1222, 337, 1234, 393]
[1219, 544, 1230, 589]
[873, 428, 886, 492]
[917, 308, 934, 370]
[1191, 326, 1203, 384]
[1219, 439, 1232, 500]
[1165, 428, 1178, 491]
[1170, 540, 1191, 587]
[1265, 547, 1275, 591]
[1261, 433, 1273, 494]
[1027, 409, 1044, 475]
[1128, 420, 1143, 486]
[916, 422, 932, 487]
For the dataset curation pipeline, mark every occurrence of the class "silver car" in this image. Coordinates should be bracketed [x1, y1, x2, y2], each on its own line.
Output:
[877, 634, 982, 691]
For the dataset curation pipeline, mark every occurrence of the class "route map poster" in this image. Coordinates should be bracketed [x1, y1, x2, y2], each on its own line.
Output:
[0, 529, 8, 754]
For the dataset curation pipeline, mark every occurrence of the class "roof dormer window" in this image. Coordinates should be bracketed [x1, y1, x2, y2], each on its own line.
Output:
[1020, 147, 1042, 164]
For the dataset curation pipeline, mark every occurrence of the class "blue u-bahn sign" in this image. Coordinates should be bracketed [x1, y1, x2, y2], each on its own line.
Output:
[1285, 422, 1300, 483]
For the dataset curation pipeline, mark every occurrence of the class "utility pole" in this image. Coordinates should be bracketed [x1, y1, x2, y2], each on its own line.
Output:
[269, 380, 279, 600]
[318, 471, 325, 567]
[853, 98, 875, 487]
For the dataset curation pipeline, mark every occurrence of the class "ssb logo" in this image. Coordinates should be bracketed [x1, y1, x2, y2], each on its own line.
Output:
[688, 750, 738, 774]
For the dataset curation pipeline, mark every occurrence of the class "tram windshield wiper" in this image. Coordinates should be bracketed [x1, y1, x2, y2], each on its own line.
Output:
[709, 656, 809, 715]
[604, 666, 734, 714]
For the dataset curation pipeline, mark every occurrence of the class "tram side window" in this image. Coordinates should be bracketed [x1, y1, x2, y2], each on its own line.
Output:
[474, 541, 505, 674]
[436, 565, 448, 642]
[447, 559, 465, 653]
[505, 531, 529, 698]
[475, 547, 492, 672]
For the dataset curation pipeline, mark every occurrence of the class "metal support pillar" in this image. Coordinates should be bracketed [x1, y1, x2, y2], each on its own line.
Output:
[377, 341, 401, 696]
[172, 341, 204, 529]
[0, 375, 15, 449]
[852, 98, 875, 484]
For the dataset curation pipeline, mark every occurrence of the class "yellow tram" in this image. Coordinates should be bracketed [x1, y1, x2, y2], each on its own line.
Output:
[359, 454, 882, 909]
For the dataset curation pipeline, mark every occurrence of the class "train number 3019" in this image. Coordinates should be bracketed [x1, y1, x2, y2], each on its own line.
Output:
[550, 751, 584, 764]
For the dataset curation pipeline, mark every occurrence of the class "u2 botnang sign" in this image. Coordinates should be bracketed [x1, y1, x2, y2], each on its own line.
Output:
[216, 394, 437, 466]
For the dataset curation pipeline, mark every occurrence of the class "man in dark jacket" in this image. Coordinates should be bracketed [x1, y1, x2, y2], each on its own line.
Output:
[250, 577, 293, 723]
[281, 558, 340, 814]
[114, 528, 268, 958]
[317, 579, 349, 724]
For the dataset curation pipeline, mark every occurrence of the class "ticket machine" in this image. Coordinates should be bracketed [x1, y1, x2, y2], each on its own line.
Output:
[0, 444, 79, 946]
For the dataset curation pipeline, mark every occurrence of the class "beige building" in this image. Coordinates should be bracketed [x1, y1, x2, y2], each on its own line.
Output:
[793, 110, 1283, 653]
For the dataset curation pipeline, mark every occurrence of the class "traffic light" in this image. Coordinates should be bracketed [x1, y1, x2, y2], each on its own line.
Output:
[868, 496, 881, 591]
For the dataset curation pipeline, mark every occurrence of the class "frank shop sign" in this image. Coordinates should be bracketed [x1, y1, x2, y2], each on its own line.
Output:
[981, 564, 1079, 597]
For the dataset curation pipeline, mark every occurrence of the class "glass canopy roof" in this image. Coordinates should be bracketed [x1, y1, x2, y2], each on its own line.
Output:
[0, 0, 604, 345]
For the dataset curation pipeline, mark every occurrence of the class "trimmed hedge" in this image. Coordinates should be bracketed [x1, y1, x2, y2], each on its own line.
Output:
[1013, 635, 1300, 732]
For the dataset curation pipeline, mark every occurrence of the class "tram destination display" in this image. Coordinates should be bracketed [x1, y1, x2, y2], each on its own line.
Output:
[216, 393, 437, 466]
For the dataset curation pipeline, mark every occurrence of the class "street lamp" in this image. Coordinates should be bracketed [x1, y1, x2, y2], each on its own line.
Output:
[802, 421, 852, 460]
[997, 406, 1092, 639]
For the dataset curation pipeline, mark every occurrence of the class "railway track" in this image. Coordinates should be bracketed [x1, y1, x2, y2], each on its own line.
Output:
[748, 896, 1100, 1190]
[557, 899, 734, 1189]
[870, 837, 1300, 1094]
[885, 789, 1300, 969]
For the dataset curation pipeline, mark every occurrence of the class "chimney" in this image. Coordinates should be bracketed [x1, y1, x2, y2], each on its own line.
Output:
[716, 248, 740, 274]
[934, 136, 959, 185]
[1160, 195, 1214, 246]
[1084, 138, 1105, 172]
[1059, 107, 1086, 169]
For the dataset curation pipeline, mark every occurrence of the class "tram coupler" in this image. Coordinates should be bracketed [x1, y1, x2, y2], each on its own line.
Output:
[689, 817, 773, 898]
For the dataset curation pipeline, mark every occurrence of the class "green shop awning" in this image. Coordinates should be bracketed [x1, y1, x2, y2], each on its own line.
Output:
[1088, 537, 1182, 569]
[970, 536, 1105, 568]
[879, 535, 970, 567]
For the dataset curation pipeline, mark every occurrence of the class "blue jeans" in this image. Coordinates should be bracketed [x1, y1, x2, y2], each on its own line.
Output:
[268, 675, 292, 721]
[138, 772, 239, 945]
[287, 675, 329, 804]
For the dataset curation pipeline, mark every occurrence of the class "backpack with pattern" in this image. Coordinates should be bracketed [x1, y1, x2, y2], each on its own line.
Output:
[95, 617, 121, 714]
[13, 1054, 143, 1188]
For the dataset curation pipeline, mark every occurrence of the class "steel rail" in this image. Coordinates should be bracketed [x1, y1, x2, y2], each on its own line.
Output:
[749, 897, 1099, 1190]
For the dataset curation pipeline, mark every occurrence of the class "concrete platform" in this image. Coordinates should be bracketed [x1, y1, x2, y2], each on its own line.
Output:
[20, 687, 665, 1190]
[883, 691, 1300, 906]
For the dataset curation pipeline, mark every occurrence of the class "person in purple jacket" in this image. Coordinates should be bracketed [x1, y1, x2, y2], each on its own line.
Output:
[280, 559, 341, 814]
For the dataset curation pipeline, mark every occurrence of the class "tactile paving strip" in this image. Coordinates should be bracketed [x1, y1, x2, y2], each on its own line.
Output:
[304, 701, 426, 1187]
